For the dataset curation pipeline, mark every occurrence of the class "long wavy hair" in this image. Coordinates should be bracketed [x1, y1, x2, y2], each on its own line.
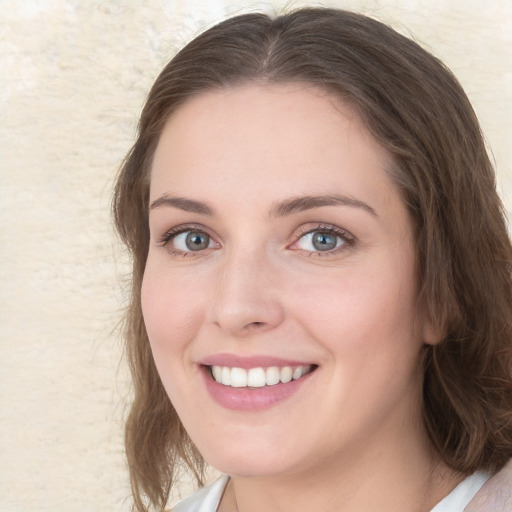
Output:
[113, 8, 512, 511]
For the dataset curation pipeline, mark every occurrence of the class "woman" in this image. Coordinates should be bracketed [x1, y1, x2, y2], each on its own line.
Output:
[113, 8, 512, 512]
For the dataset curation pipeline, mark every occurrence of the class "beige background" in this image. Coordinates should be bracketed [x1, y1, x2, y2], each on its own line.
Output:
[0, 1, 510, 510]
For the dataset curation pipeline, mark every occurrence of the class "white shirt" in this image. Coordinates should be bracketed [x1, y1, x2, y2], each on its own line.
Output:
[172, 472, 491, 512]
[430, 471, 490, 511]
[173, 475, 229, 512]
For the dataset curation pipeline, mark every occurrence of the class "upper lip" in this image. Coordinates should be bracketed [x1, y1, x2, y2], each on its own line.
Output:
[200, 353, 314, 369]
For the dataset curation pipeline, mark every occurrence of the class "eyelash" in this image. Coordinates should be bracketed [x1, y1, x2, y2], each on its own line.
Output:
[157, 224, 215, 257]
[157, 223, 356, 257]
[291, 224, 356, 257]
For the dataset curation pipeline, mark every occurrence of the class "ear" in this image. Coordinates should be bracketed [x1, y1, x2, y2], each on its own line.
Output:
[416, 301, 445, 345]
[422, 321, 444, 345]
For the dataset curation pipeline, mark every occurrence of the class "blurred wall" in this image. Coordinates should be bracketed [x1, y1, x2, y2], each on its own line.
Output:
[0, 1, 510, 510]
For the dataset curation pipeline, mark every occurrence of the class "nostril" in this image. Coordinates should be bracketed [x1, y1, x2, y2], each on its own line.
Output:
[245, 321, 266, 330]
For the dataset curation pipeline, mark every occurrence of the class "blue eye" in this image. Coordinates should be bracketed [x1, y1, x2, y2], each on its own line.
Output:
[172, 231, 214, 252]
[296, 230, 345, 252]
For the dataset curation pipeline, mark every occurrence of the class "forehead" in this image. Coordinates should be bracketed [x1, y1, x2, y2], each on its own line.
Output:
[150, 83, 397, 211]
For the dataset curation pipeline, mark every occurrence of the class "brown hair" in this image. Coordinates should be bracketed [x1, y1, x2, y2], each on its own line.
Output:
[113, 8, 512, 511]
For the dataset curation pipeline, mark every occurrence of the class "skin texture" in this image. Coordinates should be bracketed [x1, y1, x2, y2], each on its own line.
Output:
[142, 84, 460, 511]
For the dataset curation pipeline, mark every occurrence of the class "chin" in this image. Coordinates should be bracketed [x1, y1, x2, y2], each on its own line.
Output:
[197, 436, 302, 478]
[210, 456, 296, 479]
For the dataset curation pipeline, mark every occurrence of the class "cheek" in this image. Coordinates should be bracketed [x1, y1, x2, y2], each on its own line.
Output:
[140, 267, 210, 418]
[290, 261, 423, 425]
[287, 257, 421, 359]
[141, 266, 205, 357]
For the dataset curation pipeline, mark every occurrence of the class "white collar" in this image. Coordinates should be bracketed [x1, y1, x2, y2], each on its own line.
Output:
[429, 471, 491, 512]
[173, 471, 492, 512]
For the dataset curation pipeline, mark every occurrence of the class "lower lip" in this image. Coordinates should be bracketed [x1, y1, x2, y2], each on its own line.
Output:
[201, 366, 315, 411]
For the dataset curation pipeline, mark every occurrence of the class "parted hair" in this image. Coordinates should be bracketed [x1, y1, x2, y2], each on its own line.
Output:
[113, 8, 512, 511]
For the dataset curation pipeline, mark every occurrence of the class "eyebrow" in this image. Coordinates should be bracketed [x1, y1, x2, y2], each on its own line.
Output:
[150, 196, 215, 215]
[270, 195, 378, 217]
[149, 194, 377, 217]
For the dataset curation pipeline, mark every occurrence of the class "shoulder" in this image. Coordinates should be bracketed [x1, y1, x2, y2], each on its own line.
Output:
[170, 475, 230, 512]
[465, 459, 512, 512]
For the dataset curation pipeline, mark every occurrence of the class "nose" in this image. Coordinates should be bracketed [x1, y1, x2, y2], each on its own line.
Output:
[208, 247, 284, 337]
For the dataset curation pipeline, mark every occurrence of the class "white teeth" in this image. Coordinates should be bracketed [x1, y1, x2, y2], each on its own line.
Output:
[280, 366, 293, 383]
[230, 367, 247, 388]
[292, 366, 303, 380]
[247, 368, 266, 387]
[266, 367, 280, 385]
[210, 364, 313, 388]
[221, 366, 231, 386]
[212, 365, 223, 382]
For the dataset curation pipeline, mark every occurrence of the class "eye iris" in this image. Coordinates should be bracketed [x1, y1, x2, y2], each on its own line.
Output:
[185, 232, 209, 251]
[312, 232, 338, 251]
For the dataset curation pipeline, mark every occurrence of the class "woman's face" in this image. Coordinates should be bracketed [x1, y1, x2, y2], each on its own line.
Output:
[142, 84, 432, 478]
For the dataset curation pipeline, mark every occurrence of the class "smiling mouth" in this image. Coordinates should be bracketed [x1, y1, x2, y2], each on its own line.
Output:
[208, 364, 316, 388]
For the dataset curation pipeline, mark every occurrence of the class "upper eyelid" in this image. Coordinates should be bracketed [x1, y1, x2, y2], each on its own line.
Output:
[155, 222, 355, 247]
[157, 223, 217, 245]
[293, 223, 354, 241]
[289, 224, 357, 254]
